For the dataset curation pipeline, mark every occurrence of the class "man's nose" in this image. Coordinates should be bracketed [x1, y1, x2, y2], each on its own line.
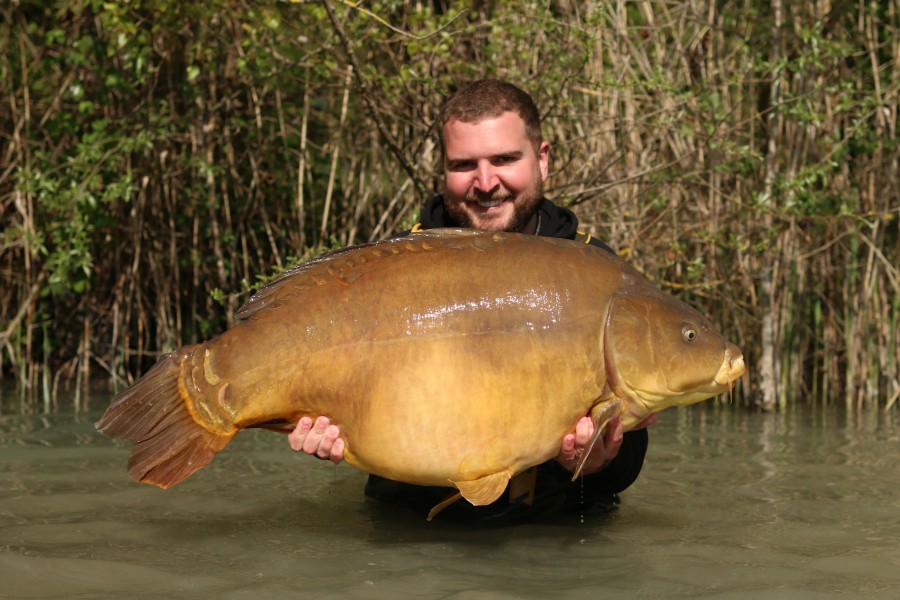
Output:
[473, 163, 498, 192]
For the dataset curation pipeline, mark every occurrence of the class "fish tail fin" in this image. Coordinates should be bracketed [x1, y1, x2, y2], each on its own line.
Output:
[96, 347, 235, 489]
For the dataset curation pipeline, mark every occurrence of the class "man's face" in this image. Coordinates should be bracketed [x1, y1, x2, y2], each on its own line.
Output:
[441, 111, 550, 233]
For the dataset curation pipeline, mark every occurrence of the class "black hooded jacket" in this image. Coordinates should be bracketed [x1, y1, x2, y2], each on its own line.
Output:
[365, 194, 649, 524]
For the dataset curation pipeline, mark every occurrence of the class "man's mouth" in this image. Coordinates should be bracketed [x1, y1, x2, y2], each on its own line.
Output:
[469, 191, 512, 209]
[475, 198, 505, 208]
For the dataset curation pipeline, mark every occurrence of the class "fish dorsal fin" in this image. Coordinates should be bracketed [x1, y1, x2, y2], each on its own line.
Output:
[571, 398, 624, 481]
[451, 470, 512, 506]
[236, 229, 498, 321]
[235, 242, 376, 320]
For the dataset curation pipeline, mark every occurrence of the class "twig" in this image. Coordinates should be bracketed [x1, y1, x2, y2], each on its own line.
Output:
[321, 64, 353, 242]
[321, 0, 429, 199]
[0, 269, 46, 345]
[336, 0, 468, 41]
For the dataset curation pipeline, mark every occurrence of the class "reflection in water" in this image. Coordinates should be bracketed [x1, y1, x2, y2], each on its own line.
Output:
[1, 391, 898, 599]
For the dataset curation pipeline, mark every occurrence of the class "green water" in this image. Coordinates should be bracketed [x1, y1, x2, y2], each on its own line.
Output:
[1, 392, 897, 599]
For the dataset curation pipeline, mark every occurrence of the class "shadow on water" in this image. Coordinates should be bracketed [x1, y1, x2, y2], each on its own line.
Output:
[1, 386, 898, 599]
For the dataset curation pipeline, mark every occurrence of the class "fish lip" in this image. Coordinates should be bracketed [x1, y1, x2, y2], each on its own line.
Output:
[714, 353, 746, 385]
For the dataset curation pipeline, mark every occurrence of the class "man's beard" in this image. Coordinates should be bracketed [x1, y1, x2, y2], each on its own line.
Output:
[442, 178, 544, 233]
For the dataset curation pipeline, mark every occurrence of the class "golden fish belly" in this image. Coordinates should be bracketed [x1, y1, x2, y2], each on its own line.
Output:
[330, 327, 604, 485]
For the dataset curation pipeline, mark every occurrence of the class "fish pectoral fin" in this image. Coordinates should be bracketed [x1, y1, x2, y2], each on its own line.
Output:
[427, 491, 463, 522]
[572, 398, 624, 481]
[590, 397, 623, 432]
[451, 470, 512, 506]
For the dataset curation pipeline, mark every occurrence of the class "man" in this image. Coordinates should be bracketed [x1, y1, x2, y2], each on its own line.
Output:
[288, 79, 655, 523]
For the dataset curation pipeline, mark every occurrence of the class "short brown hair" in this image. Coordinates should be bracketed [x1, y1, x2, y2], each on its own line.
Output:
[439, 79, 543, 151]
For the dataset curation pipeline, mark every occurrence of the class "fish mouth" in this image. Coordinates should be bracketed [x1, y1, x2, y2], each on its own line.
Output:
[714, 350, 746, 386]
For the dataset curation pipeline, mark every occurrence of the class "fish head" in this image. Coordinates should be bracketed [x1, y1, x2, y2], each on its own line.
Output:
[604, 285, 746, 430]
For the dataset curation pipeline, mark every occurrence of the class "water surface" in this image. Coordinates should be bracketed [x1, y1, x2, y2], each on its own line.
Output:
[1, 393, 897, 599]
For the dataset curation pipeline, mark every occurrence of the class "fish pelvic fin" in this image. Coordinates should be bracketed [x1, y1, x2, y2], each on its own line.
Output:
[96, 349, 235, 489]
[572, 398, 624, 481]
[451, 470, 512, 507]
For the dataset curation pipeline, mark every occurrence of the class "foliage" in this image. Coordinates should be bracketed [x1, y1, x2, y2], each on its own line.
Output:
[1, 0, 897, 409]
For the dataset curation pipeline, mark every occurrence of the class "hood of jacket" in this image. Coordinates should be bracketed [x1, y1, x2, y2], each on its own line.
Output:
[419, 194, 582, 240]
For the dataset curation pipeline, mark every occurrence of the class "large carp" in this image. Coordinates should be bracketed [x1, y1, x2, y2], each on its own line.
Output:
[97, 229, 745, 512]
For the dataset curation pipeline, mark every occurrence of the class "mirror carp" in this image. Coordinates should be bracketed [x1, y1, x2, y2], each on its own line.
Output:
[97, 229, 746, 513]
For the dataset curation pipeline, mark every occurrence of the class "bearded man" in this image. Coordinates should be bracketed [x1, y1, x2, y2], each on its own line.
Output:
[289, 79, 655, 523]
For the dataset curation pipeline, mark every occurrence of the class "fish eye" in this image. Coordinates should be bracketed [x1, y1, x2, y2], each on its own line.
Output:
[682, 325, 698, 342]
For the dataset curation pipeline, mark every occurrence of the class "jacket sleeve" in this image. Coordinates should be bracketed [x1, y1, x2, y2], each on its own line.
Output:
[583, 428, 649, 496]
[538, 427, 649, 497]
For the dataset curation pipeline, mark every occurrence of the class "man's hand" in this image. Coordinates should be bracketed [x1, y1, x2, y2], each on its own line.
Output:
[556, 413, 658, 476]
[288, 416, 344, 464]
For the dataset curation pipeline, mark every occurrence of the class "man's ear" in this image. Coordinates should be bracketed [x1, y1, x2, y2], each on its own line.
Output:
[538, 141, 550, 181]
